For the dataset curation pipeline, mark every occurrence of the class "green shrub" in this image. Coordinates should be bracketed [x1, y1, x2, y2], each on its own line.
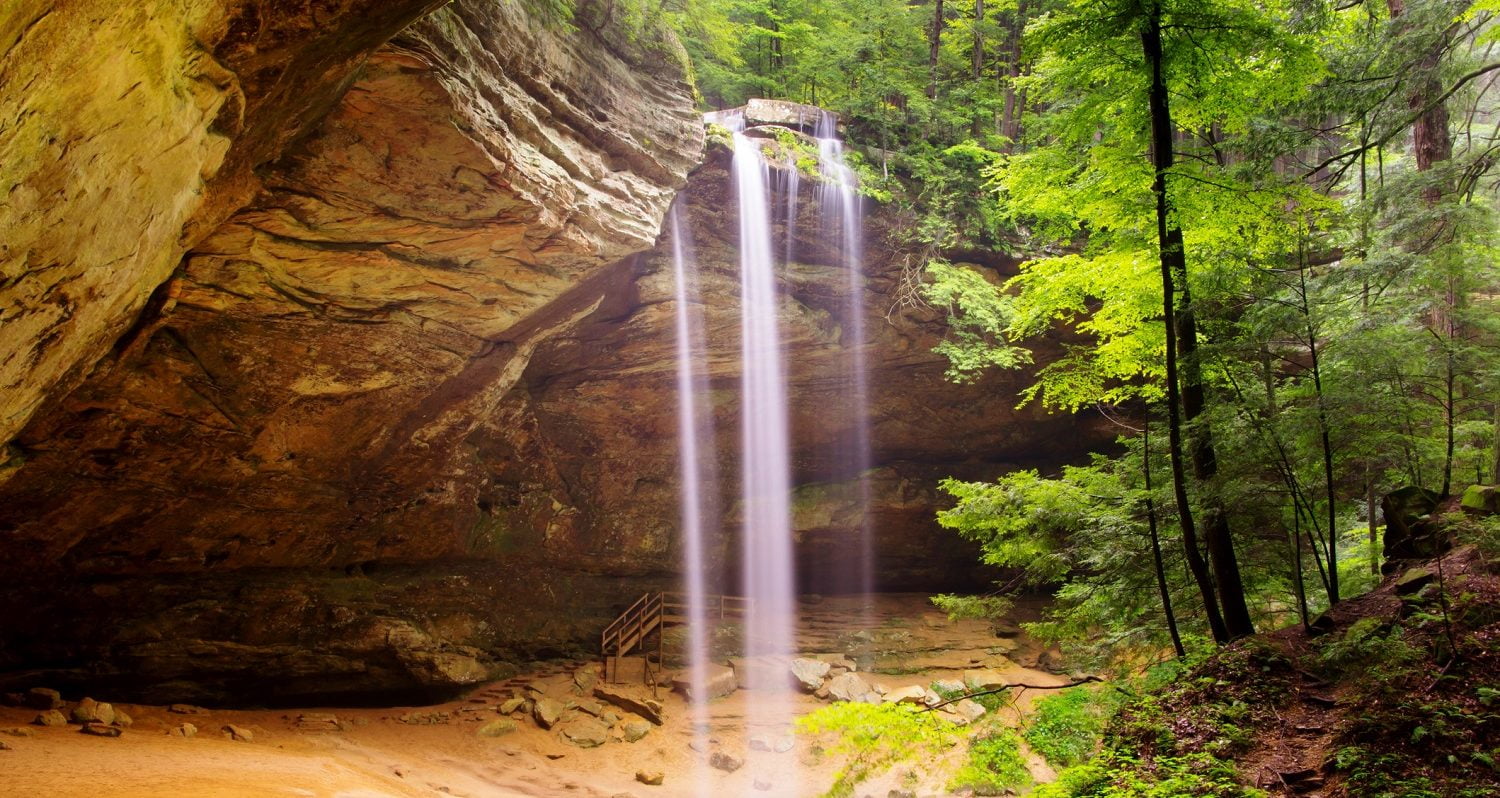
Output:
[1025, 686, 1117, 768]
[796, 701, 956, 797]
[949, 730, 1031, 795]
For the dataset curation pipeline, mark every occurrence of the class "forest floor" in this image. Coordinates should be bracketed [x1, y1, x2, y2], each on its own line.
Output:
[0, 594, 1069, 797]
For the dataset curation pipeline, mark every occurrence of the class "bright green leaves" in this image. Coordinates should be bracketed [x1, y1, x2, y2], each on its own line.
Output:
[924, 261, 1031, 383]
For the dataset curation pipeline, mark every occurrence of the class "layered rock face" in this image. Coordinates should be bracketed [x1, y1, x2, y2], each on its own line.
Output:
[0, 4, 1106, 704]
[0, 0, 701, 702]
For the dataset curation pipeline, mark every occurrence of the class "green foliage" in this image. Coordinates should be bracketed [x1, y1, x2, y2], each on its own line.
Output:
[948, 730, 1031, 795]
[795, 702, 957, 797]
[929, 593, 1013, 623]
[1032, 752, 1266, 798]
[1314, 617, 1421, 676]
[1025, 687, 1120, 769]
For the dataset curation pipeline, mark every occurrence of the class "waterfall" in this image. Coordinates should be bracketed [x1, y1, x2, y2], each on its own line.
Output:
[668, 203, 715, 791]
[813, 111, 874, 601]
[732, 122, 799, 792]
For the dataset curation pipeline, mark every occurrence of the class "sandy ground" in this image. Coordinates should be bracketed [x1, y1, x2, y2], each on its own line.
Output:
[0, 594, 1070, 797]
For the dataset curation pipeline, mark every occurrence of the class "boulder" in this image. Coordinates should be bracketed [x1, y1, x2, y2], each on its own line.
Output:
[621, 716, 652, 743]
[729, 656, 792, 690]
[477, 719, 518, 738]
[1461, 484, 1500, 515]
[173, 723, 197, 737]
[672, 663, 738, 700]
[1381, 486, 1446, 572]
[560, 717, 610, 748]
[825, 672, 873, 703]
[1395, 567, 1436, 596]
[113, 710, 133, 728]
[222, 724, 254, 742]
[532, 697, 565, 729]
[70, 698, 116, 726]
[573, 668, 599, 695]
[499, 697, 527, 715]
[594, 687, 664, 725]
[25, 688, 63, 710]
[961, 670, 1008, 692]
[953, 699, 987, 722]
[789, 658, 831, 691]
[32, 710, 67, 727]
[80, 722, 122, 737]
[636, 770, 664, 786]
[931, 678, 965, 695]
[881, 685, 929, 705]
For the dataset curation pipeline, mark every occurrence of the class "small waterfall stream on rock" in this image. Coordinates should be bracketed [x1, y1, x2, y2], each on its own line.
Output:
[673, 105, 870, 795]
[668, 203, 716, 794]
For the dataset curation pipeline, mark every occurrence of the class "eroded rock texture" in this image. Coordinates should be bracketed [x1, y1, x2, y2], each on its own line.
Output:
[0, 0, 701, 702]
[0, 4, 1103, 704]
[0, 0, 449, 453]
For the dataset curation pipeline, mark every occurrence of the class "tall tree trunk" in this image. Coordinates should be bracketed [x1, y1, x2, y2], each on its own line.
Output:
[1143, 422, 1187, 658]
[998, 0, 1027, 147]
[929, 0, 945, 99]
[1141, 6, 1230, 645]
[971, 0, 985, 134]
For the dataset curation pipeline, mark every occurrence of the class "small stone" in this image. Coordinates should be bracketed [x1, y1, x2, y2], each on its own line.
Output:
[789, 658, 831, 691]
[25, 688, 63, 710]
[621, 717, 651, 743]
[222, 724, 254, 742]
[1, 727, 35, 738]
[546, 753, 566, 760]
[533, 697, 565, 729]
[813, 685, 830, 700]
[398, 711, 451, 725]
[80, 722, 122, 737]
[71, 698, 116, 726]
[636, 770, 664, 786]
[296, 713, 341, 732]
[749, 733, 773, 752]
[753, 778, 773, 791]
[882, 685, 928, 705]
[560, 717, 610, 748]
[774, 736, 794, 753]
[173, 723, 197, 737]
[33, 710, 67, 727]
[499, 697, 526, 715]
[953, 699, 986, 722]
[477, 719, 518, 737]
[169, 704, 207, 715]
[709, 751, 743, 772]
[575, 699, 606, 717]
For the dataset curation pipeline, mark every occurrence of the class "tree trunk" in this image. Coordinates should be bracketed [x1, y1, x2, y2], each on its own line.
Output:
[1143, 422, 1187, 658]
[1141, 6, 1230, 644]
[929, 0, 945, 100]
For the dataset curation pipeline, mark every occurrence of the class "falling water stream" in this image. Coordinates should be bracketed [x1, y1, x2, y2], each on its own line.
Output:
[673, 104, 868, 795]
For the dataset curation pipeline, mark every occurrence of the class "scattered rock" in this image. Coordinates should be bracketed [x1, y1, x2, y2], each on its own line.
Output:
[499, 697, 527, 715]
[953, 699, 987, 722]
[32, 710, 67, 727]
[830, 656, 857, 672]
[169, 704, 207, 715]
[671, 664, 738, 700]
[546, 753, 566, 760]
[593, 687, 664, 725]
[1, 727, 35, 738]
[80, 722, 122, 737]
[477, 719, 518, 737]
[1307, 612, 1336, 636]
[222, 724, 254, 742]
[173, 723, 197, 737]
[399, 711, 451, 725]
[960, 669, 1007, 691]
[113, 710, 133, 727]
[709, 751, 744, 772]
[789, 658, 831, 691]
[1037, 650, 1065, 672]
[296, 713, 342, 732]
[753, 778, 774, 790]
[1461, 484, 1500, 515]
[574, 698, 606, 717]
[636, 770, 664, 786]
[533, 697, 565, 729]
[813, 685, 831, 699]
[0, 740, 9, 750]
[573, 668, 599, 694]
[25, 688, 63, 710]
[1395, 567, 1436, 596]
[560, 718, 610, 748]
[825, 672, 873, 703]
[70, 698, 116, 725]
[621, 717, 651, 743]
[992, 620, 1023, 638]
[729, 656, 792, 690]
[882, 685, 928, 705]
[889, 789, 917, 798]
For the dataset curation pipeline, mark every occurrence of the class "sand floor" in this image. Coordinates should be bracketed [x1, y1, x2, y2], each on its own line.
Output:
[0, 594, 1070, 797]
